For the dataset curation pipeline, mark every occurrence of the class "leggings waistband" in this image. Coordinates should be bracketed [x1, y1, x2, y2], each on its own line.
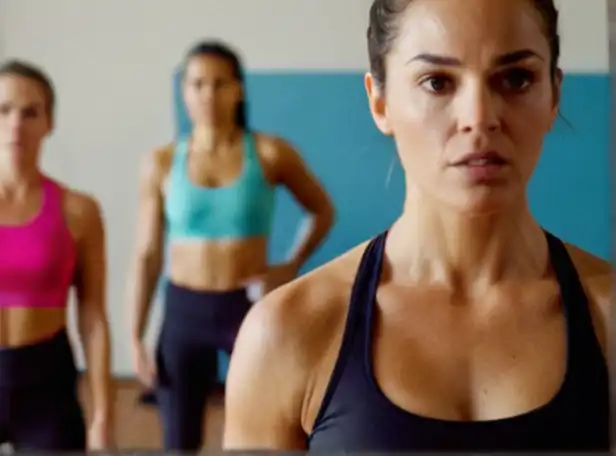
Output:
[163, 281, 252, 330]
[0, 329, 77, 389]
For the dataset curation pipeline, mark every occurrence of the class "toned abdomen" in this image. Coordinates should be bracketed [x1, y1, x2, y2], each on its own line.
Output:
[0, 307, 67, 347]
[167, 236, 269, 291]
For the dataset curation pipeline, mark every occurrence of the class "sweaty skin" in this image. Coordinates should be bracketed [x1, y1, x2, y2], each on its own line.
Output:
[222, 0, 611, 449]
[223, 237, 611, 449]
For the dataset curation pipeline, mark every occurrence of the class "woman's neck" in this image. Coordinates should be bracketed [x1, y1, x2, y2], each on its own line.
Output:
[386, 189, 548, 294]
[0, 159, 40, 197]
[191, 124, 241, 154]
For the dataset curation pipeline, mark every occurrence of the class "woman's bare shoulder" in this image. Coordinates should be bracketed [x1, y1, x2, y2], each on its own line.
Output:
[565, 243, 611, 296]
[224, 240, 372, 447]
[230, 238, 373, 386]
[248, 239, 370, 348]
[564, 243, 611, 354]
[47, 179, 103, 233]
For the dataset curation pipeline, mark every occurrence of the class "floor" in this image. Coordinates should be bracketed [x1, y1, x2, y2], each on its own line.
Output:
[81, 378, 225, 450]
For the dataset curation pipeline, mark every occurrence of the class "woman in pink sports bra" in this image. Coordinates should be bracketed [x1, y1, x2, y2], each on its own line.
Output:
[0, 60, 114, 451]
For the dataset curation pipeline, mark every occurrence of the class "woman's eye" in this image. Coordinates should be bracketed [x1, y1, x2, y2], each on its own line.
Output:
[499, 68, 534, 92]
[421, 75, 453, 94]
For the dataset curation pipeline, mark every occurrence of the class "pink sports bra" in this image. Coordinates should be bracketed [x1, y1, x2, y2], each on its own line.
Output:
[0, 177, 76, 309]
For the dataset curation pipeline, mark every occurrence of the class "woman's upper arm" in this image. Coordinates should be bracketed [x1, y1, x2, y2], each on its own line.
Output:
[134, 148, 168, 260]
[586, 271, 612, 358]
[267, 136, 334, 216]
[71, 193, 106, 311]
[223, 286, 313, 450]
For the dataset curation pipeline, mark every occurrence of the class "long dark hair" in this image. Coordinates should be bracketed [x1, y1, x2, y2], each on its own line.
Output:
[183, 40, 248, 129]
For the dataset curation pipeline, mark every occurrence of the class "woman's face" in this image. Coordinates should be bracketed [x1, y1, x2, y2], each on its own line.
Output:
[366, 0, 561, 214]
[0, 74, 51, 167]
[182, 54, 243, 128]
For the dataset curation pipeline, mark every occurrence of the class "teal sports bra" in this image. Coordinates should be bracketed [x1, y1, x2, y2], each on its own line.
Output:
[164, 132, 275, 241]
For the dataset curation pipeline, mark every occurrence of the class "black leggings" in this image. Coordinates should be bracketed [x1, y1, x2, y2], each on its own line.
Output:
[155, 282, 252, 451]
[0, 330, 86, 452]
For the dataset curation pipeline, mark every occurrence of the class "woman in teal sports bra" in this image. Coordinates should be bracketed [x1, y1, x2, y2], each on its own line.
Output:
[126, 40, 335, 451]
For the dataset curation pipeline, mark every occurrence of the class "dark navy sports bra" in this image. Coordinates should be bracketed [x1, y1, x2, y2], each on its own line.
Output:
[308, 230, 609, 452]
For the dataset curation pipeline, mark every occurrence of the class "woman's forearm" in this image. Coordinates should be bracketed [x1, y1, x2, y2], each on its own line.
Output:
[129, 257, 161, 343]
[80, 309, 113, 424]
[288, 205, 335, 268]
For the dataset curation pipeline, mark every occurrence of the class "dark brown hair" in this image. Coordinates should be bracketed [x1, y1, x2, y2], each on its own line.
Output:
[367, 0, 560, 88]
[0, 59, 56, 118]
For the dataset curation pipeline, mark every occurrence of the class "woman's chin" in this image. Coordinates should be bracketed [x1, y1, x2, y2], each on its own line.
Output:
[445, 186, 523, 217]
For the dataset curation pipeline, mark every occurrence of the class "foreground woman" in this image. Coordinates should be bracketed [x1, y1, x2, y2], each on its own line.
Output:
[224, 0, 610, 452]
